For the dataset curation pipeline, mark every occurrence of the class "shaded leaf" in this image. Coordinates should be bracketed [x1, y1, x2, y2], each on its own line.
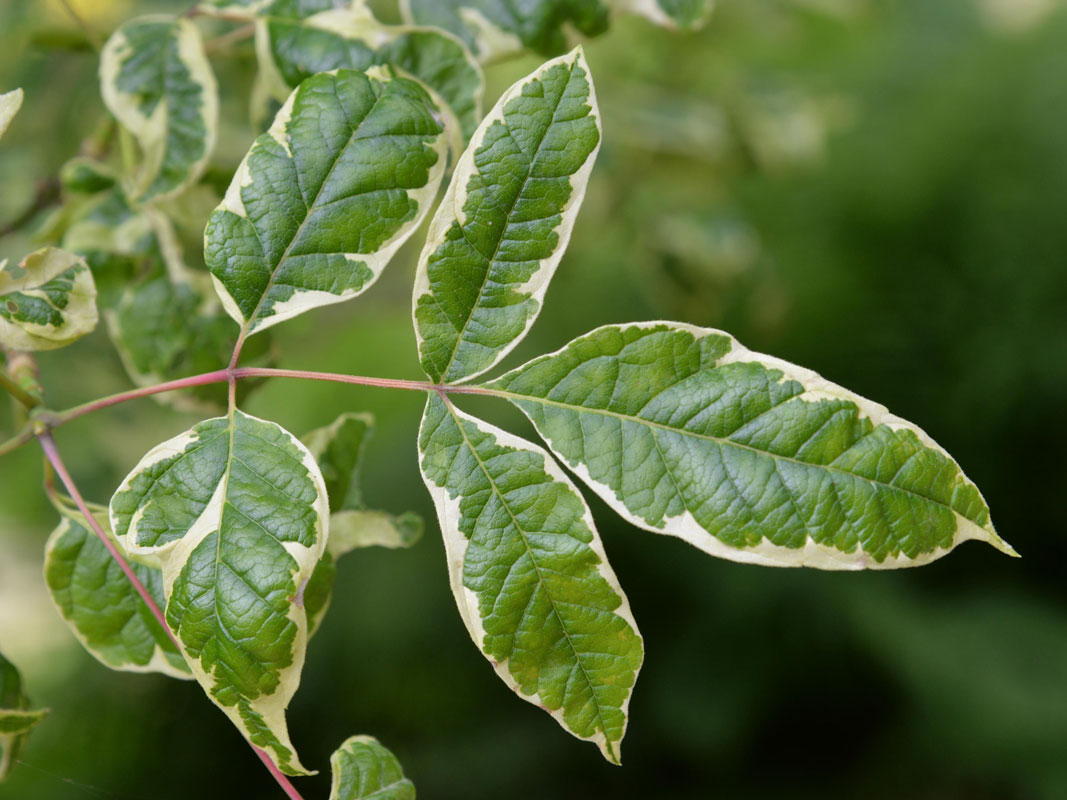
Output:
[0, 652, 47, 782]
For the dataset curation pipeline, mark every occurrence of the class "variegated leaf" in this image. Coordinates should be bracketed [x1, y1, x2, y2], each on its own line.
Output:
[330, 735, 415, 800]
[109, 411, 329, 775]
[418, 393, 643, 763]
[0, 248, 98, 352]
[615, 0, 714, 30]
[99, 16, 218, 201]
[206, 68, 448, 336]
[0, 88, 23, 141]
[254, 1, 483, 140]
[413, 49, 600, 384]
[400, 0, 609, 62]
[0, 652, 47, 782]
[44, 503, 191, 679]
[488, 323, 1016, 569]
[302, 413, 424, 634]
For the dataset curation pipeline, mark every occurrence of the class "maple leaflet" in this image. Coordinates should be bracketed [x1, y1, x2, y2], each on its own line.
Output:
[0, 1, 1014, 797]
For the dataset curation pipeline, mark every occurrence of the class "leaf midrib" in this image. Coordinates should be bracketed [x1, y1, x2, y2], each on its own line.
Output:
[444, 398, 619, 761]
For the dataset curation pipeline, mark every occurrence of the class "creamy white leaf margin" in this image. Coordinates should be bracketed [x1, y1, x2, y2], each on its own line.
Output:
[43, 506, 192, 681]
[417, 397, 641, 761]
[0, 88, 22, 141]
[99, 16, 218, 201]
[211, 68, 449, 335]
[109, 411, 329, 774]
[492, 321, 1017, 571]
[0, 247, 98, 352]
[398, 0, 525, 62]
[613, 0, 714, 29]
[412, 47, 601, 384]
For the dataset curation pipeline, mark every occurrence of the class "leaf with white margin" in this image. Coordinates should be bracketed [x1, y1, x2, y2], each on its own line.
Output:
[418, 393, 642, 763]
[301, 413, 424, 634]
[0, 652, 47, 782]
[99, 16, 218, 201]
[0, 248, 98, 352]
[614, 0, 713, 30]
[44, 502, 192, 679]
[206, 68, 447, 337]
[0, 88, 23, 141]
[400, 0, 609, 62]
[254, 1, 483, 140]
[413, 48, 601, 384]
[109, 410, 329, 775]
[330, 735, 415, 800]
[487, 322, 1017, 569]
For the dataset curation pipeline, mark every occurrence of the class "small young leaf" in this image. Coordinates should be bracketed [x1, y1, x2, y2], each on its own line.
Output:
[617, 0, 714, 30]
[418, 393, 642, 763]
[206, 68, 448, 336]
[400, 0, 609, 61]
[109, 411, 329, 775]
[254, 3, 483, 139]
[413, 48, 601, 384]
[330, 735, 415, 800]
[99, 16, 218, 201]
[301, 413, 424, 634]
[0, 652, 47, 782]
[44, 504, 191, 679]
[0, 248, 98, 352]
[0, 88, 24, 141]
[488, 323, 1016, 569]
[59, 156, 117, 195]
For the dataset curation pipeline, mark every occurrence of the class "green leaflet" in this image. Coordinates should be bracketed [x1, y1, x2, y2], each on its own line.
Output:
[99, 16, 218, 201]
[418, 393, 643, 763]
[330, 735, 415, 800]
[0, 653, 47, 782]
[109, 411, 329, 775]
[254, 2, 483, 140]
[488, 323, 1016, 569]
[43, 503, 191, 679]
[0, 248, 98, 352]
[206, 68, 448, 336]
[400, 0, 609, 62]
[0, 88, 23, 140]
[302, 413, 424, 634]
[413, 49, 601, 384]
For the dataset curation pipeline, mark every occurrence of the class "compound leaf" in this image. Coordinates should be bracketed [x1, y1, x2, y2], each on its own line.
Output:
[418, 393, 642, 763]
[44, 503, 191, 679]
[400, 0, 609, 62]
[488, 323, 1016, 569]
[206, 68, 448, 336]
[0, 247, 98, 352]
[0, 88, 23, 141]
[413, 49, 600, 384]
[0, 653, 47, 782]
[100, 16, 218, 201]
[109, 411, 329, 775]
[255, 2, 483, 140]
[330, 735, 415, 800]
[302, 413, 424, 634]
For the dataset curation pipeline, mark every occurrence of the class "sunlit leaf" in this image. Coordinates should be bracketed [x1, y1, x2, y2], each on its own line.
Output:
[413, 48, 600, 383]
[0, 247, 98, 352]
[110, 411, 329, 775]
[99, 16, 218, 201]
[330, 735, 415, 800]
[44, 503, 191, 679]
[0, 652, 47, 782]
[206, 68, 448, 336]
[488, 323, 1016, 569]
[418, 393, 642, 763]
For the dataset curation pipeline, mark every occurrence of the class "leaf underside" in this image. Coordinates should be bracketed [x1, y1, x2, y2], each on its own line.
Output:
[110, 410, 328, 775]
[414, 47, 600, 384]
[419, 393, 642, 763]
[206, 67, 447, 335]
[489, 322, 1014, 569]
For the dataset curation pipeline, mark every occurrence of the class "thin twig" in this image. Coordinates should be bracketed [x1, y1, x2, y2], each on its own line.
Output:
[37, 432, 306, 800]
[56, 0, 101, 52]
[0, 370, 39, 409]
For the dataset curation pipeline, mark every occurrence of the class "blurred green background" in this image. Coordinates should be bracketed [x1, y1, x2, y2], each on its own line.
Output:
[2, 0, 1066, 797]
